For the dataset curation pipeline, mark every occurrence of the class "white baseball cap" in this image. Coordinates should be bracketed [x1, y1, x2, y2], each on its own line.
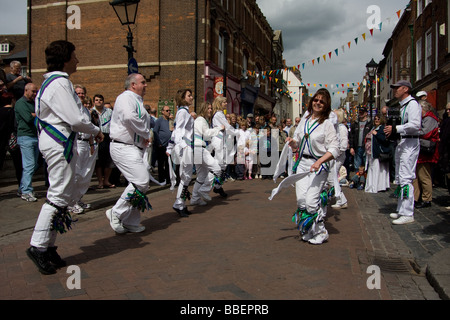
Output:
[416, 91, 427, 97]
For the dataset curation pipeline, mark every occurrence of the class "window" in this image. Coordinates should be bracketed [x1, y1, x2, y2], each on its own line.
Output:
[417, 0, 423, 17]
[218, 33, 225, 70]
[0, 43, 9, 54]
[242, 51, 248, 77]
[416, 38, 423, 81]
[425, 29, 432, 76]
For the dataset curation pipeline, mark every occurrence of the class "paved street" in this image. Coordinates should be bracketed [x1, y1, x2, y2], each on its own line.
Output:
[0, 160, 449, 305]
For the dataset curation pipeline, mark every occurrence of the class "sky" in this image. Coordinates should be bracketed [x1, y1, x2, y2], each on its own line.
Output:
[0, 0, 410, 106]
[256, 0, 410, 105]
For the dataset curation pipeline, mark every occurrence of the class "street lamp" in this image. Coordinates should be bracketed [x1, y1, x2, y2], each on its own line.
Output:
[366, 58, 378, 121]
[109, 0, 140, 62]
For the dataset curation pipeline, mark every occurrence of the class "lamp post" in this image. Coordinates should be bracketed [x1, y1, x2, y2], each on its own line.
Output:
[109, 0, 140, 63]
[366, 58, 378, 121]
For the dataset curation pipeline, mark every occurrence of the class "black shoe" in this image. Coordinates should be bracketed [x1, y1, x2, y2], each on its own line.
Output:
[47, 246, 67, 268]
[173, 207, 189, 218]
[416, 201, 431, 209]
[26, 247, 57, 275]
[213, 187, 228, 198]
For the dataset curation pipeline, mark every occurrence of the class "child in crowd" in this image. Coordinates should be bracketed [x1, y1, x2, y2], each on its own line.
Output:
[244, 140, 253, 180]
[349, 166, 366, 190]
[235, 120, 250, 180]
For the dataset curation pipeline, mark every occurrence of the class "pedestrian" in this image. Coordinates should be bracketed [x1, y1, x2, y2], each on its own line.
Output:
[6, 60, 32, 101]
[153, 105, 172, 184]
[284, 88, 340, 244]
[106, 73, 152, 234]
[364, 115, 391, 193]
[235, 119, 250, 180]
[330, 108, 349, 209]
[384, 80, 422, 225]
[349, 107, 372, 171]
[166, 89, 195, 217]
[190, 101, 224, 206]
[412, 100, 440, 208]
[27, 40, 104, 275]
[92, 94, 115, 189]
[15, 83, 39, 202]
[289, 117, 301, 138]
[438, 103, 450, 195]
[0, 78, 20, 179]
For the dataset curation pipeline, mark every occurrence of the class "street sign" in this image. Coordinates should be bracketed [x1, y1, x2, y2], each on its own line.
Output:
[128, 58, 139, 75]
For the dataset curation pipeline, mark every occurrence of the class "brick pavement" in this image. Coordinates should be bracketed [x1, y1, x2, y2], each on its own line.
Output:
[0, 170, 445, 301]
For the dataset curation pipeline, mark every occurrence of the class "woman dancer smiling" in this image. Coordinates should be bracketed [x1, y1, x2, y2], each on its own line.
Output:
[285, 89, 340, 245]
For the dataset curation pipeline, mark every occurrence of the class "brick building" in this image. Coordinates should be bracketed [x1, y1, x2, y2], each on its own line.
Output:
[28, 0, 280, 116]
[379, 0, 450, 113]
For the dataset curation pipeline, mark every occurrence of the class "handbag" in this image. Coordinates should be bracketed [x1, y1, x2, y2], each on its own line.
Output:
[378, 144, 392, 162]
[8, 131, 19, 151]
[419, 139, 436, 155]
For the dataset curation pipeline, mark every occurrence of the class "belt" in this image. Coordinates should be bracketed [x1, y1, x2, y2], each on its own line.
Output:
[78, 138, 90, 142]
[112, 140, 143, 151]
[401, 135, 419, 139]
[302, 154, 316, 160]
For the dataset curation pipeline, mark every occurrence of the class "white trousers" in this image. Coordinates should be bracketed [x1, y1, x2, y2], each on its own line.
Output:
[30, 134, 79, 249]
[395, 139, 420, 217]
[295, 158, 328, 238]
[328, 153, 347, 205]
[174, 146, 193, 210]
[192, 147, 222, 202]
[74, 140, 98, 202]
[110, 143, 149, 227]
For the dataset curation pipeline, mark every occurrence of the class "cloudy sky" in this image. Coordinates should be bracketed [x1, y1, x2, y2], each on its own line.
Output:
[1, 0, 410, 105]
[256, 0, 410, 103]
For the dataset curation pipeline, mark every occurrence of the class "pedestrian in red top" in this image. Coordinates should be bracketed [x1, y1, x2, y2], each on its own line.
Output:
[413, 100, 440, 208]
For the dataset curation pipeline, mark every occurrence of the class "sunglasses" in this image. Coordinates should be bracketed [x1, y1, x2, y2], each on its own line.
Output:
[313, 98, 326, 105]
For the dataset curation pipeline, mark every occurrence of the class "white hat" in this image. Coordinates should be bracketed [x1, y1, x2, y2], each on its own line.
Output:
[416, 91, 427, 98]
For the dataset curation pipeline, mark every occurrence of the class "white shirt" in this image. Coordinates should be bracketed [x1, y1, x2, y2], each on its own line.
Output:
[237, 129, 250, 148]
[94, 106, 113, 134]
[166, 106, 194, 154]
[293, 116, 340, 160]
[337, 123, 349, 152]
[110, 90, 151, 149]
[194, 116, 222, 147]
[212, 111, 237, 137]
[397, 96, 422, 136]
[35, 71, 99, 138]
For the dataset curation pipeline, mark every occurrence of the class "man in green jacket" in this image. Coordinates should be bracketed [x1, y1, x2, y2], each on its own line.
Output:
[15, 83, 39, 202]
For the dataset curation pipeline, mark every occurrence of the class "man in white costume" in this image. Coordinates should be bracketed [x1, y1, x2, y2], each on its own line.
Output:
[385, 80, 422, 225]
[27, 41, 104, 275]
[106, 73, 152, 233]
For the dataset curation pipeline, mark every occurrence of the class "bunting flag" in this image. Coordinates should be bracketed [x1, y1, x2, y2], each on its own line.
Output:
[240, 8, 404, 87]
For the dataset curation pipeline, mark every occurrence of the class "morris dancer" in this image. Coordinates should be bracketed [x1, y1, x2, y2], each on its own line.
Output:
[271, 89, 339, 245]
[208, 96, 238, 197]
[106, 73, 152, 233]
[166, 89, 195, 217]
[190, 101, 225, 205]
[27, 41, 104, 275]
[384, 80, 421, 225]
